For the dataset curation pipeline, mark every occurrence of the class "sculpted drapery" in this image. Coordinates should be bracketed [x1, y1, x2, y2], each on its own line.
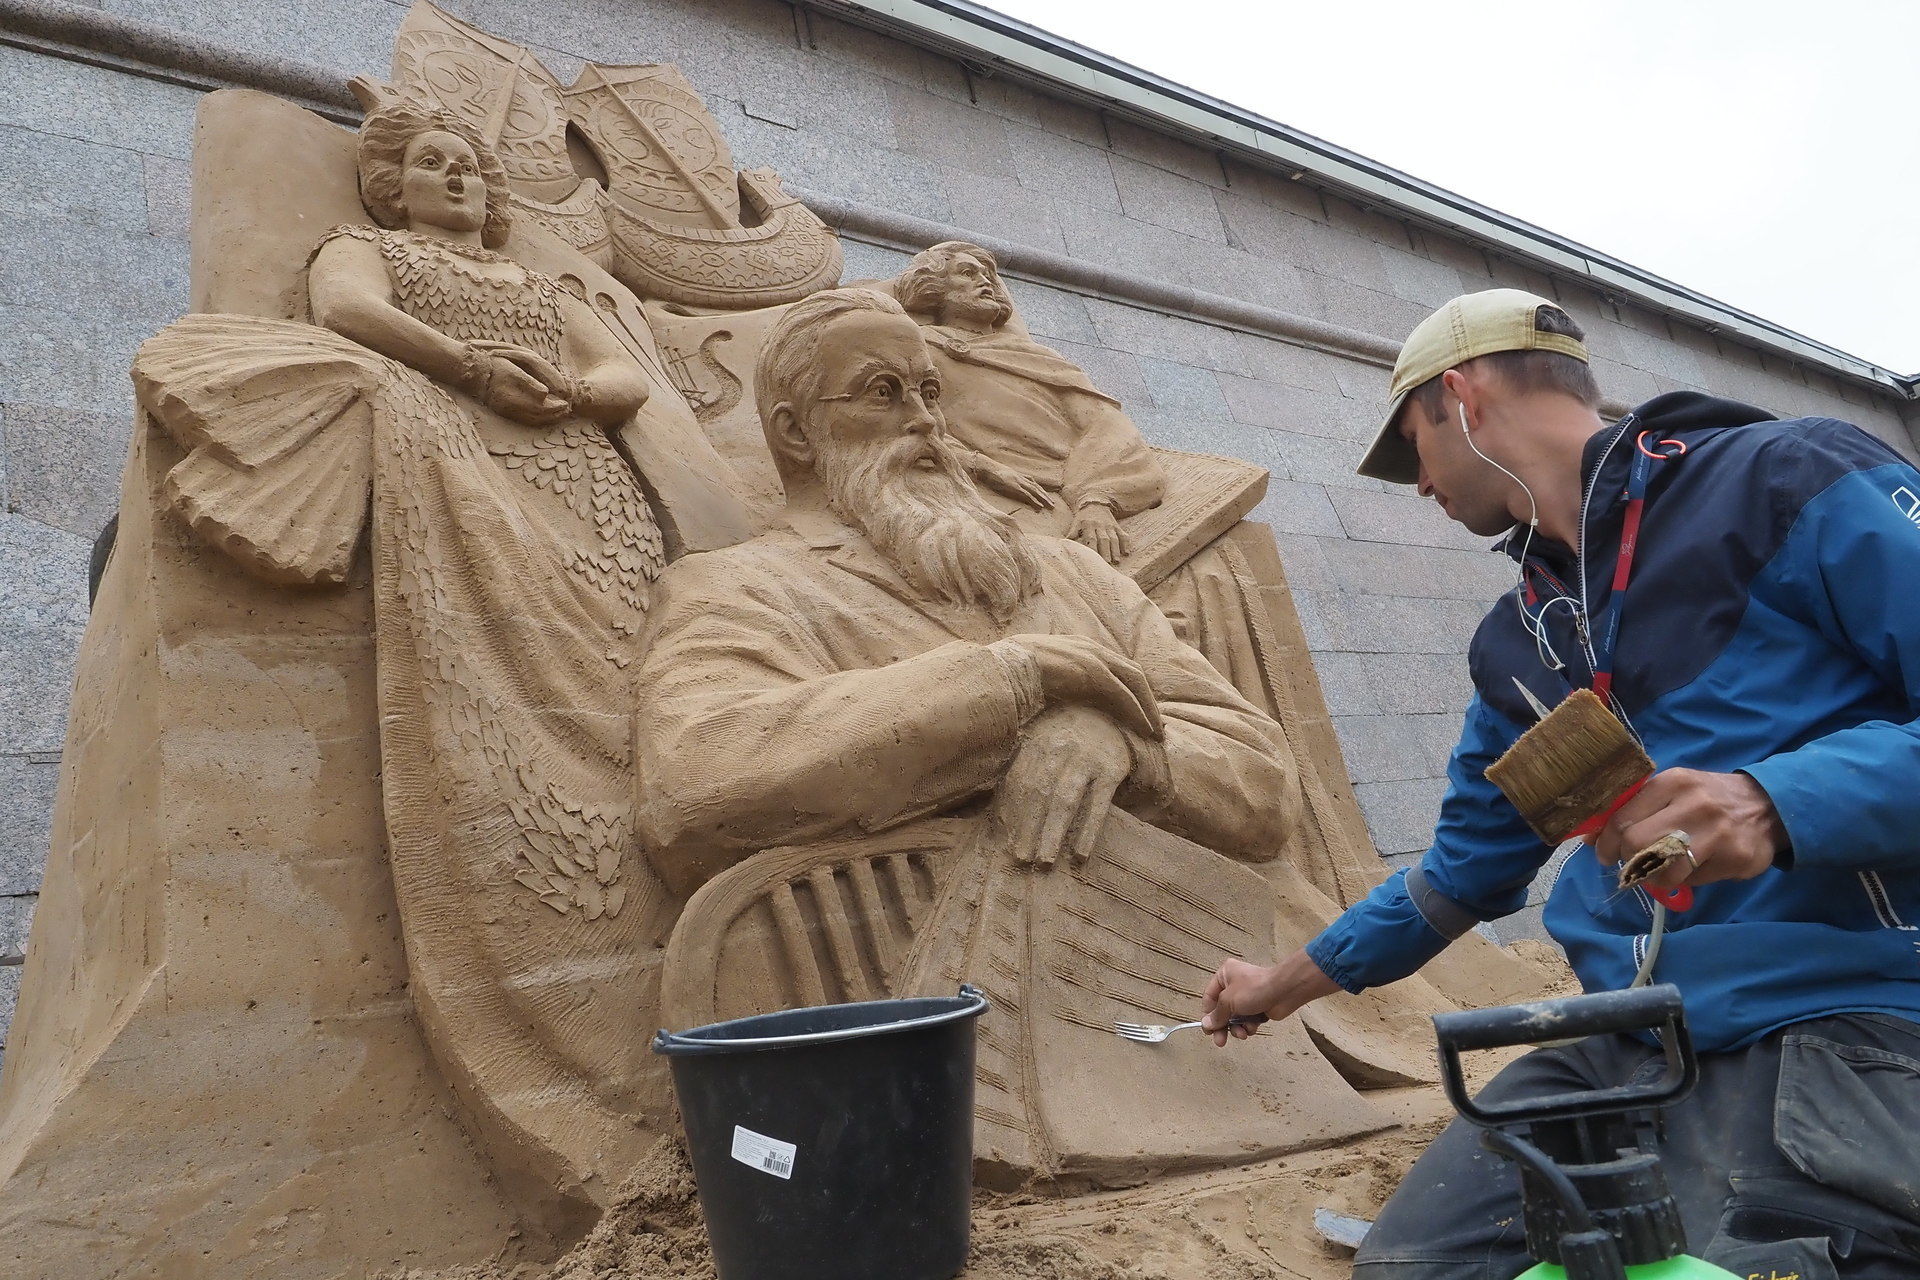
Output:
[635, 509, 1299, 894]
[137, 98, 688, 1205]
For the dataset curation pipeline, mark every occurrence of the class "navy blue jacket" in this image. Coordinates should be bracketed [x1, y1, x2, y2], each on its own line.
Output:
[1306, 393, 1920, 1050]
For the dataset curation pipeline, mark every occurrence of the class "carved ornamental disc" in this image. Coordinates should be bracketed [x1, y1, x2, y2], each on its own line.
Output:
[564, 63, 741, 229]
[392, 1, 578, 201]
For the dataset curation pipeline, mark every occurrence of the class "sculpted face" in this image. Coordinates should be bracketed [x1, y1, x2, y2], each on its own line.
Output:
[399, 129, 489, 235]
[927, 253, 1013, 329]
[807, 309, 948, 465]
[798, 306, 1039, 616]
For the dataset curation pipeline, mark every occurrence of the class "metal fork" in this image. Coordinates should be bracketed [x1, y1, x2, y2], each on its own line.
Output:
[1113, 1015, 1265, 1043]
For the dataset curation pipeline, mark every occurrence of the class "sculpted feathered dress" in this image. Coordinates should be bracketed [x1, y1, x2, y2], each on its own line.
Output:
[135, 224, 675, 1200]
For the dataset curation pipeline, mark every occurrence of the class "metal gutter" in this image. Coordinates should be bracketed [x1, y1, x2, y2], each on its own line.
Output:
[807, 0, 1917, 397]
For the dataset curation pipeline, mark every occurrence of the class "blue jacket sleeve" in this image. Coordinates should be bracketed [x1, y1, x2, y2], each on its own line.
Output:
[1307, 694, 1557, 992]
[1739, 449, 1920, 872]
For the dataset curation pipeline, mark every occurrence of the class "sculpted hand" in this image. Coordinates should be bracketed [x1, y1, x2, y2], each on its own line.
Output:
[1200, 950, 1341, 1047]
[1591, 767, 1788, 889]
[1069, 502, 1125, 563]
[482, 358, 570, 426]
[1004, 633, 1163, 739]
[994, 706, 1132, 870]
[967, 454, 1054, 510]
[470, 340, 571, 397]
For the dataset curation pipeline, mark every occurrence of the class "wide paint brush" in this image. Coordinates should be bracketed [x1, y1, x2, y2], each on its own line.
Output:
[1484, 688, 1692, 909]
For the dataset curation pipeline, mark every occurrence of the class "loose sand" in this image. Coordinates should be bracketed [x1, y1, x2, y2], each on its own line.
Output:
[383, 947, 1571, 1280]
[383, 1113, 1447, 1280]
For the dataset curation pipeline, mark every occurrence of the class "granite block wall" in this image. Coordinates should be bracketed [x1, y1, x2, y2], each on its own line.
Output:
[3, 0, 1916, 1045]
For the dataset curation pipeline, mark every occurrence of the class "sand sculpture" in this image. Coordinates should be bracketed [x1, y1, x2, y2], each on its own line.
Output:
[639, 288, 1394, 1185]
[0, 6, 1554, 1277]
[890, 241, 1169, 564]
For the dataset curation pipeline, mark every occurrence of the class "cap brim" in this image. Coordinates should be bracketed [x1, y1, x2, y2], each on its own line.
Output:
[1357, 392, 1420, 485]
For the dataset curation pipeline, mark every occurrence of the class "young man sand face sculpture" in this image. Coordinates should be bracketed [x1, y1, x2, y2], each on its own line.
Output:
[891, 241, 1167, 564]
[1202, 290, 1920, 1277]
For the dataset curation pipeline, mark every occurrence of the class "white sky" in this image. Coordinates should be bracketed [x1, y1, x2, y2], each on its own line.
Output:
[982, 0, 1920, 373]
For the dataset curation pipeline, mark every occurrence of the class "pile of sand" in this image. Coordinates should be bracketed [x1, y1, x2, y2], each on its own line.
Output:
[380, 1139, 714, 1280]
[383, 1116, 1446, 1280]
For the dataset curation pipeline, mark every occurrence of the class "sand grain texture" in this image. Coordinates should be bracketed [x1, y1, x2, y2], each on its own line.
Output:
[386, 1118, 1458, 1280]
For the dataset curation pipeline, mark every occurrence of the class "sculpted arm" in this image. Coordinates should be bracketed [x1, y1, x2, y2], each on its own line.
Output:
[309, 235, 472, 387]
[1079, 544, 1301, 860]
[308, 235, 565, 424]
[556, 290, 651, 424]
[1061, 395, 1167, 520]
[634, 564, 1039, 894]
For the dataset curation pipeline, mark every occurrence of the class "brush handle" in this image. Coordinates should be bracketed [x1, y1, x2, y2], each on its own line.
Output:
[1566, 773, 1653, 840]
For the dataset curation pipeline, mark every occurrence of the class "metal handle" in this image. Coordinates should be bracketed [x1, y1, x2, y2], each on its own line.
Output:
[1433, 984, 1697, 1128]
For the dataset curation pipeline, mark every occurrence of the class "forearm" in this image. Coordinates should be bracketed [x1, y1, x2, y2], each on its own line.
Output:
[638, 640, 1036, 891]
[1060, 403, 1165, 517]
[1305, 870, 1460, 993]
[1742, 720, 1920, 872]
[1129, 715, 1301, 862]
[322, 296, 476, 389]
[574, 362, 650, 422]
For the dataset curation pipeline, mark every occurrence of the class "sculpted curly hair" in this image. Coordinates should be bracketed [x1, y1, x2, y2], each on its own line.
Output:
[894, 240, 1013, 326]
[356, 100, 513, 248]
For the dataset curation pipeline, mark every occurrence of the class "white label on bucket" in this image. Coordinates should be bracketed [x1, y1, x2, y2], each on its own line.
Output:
[730, 1125, 797, 1180]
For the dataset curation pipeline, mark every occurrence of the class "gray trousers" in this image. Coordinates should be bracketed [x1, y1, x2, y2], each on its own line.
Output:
[1354, 1013, 1920, 1279]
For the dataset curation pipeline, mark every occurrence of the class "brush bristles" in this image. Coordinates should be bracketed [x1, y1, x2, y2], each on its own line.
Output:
[1485, 690, 1654, 843]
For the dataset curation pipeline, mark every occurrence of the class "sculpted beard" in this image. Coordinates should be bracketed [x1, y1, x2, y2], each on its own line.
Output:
[818, 427, 1040, 621]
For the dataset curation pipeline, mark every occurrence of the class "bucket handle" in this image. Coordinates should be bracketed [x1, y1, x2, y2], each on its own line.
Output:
[653, 985, 988, 1056]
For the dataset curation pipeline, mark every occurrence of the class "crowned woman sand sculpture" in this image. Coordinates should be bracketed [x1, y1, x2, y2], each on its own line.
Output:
[130, 91, 705, 1222]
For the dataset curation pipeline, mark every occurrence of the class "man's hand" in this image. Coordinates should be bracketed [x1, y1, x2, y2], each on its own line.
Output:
[1200, 950, 1340, 1046]
[1592, 767, 1788, 890]
[967, 454, 1054, 510]
[1069, 502, 1125, 563]
[993, 706, 1133, 870]
[1001, 633, 1163, 739]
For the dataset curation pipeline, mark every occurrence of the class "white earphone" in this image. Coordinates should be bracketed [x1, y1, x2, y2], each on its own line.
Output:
[1455, 399, 1573, 671]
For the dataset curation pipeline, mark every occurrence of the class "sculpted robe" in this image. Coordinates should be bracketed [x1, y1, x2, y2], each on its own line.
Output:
[919, 325, 1166, 521]
[634, 510, 1294, 894]
[634, 512, 1404, 1183]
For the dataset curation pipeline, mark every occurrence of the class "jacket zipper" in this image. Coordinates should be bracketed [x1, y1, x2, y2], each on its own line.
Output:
[1574, 418, 1635, 683]
[1860, 870, 1916, 930]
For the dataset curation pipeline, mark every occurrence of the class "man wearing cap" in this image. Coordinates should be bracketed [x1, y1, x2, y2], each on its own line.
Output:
[1201, 289, 1920, 1276]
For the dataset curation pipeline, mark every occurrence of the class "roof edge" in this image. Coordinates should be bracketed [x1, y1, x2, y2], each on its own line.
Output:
[810, 0, 1918, 398]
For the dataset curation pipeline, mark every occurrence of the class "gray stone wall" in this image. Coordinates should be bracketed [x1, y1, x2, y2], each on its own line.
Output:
[3, 0, 1916, 1042]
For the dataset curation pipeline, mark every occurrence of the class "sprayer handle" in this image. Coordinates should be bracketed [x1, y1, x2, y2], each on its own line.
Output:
[1433, 984, 1698, 1128]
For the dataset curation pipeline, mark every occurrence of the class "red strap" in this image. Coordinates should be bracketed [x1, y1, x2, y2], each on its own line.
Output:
[1612, 496, 1646, 594]
[1648, 886, 1694, 911]
[1566, 773, 1653, 839]
[1565, 774, 1695, 914]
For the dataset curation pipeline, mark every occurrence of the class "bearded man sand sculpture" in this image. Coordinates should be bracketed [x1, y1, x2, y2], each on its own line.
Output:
[636, 289, 1452, 1185]
[891, 240, 1168, 564]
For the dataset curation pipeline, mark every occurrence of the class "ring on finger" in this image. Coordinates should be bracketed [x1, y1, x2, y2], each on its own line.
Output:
[1671, 829, 1698, 869]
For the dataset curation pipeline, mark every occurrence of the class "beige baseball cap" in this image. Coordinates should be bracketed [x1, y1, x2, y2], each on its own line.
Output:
[1357, 288, 1589, 484]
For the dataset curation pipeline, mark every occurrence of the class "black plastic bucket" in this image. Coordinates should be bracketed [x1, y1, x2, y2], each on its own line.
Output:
[652, 985, 989, 1280]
